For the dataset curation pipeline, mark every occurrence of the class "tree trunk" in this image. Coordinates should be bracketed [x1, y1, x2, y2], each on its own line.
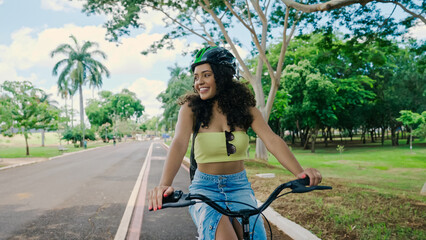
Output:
[361, 127, 366, 144]
[254, 106, 268, 160]
[390, 126, 398, 146]
[310, 127, 318, 153]
[255, 138, 268, 161]
[303, 129, 311, 150]
[24, 133, 29, 156]
[370, 129, 375, 143]
[409, 126, 413, 151]
[328, 127, 333, 141]
[396, 128, 399, 145]
[41, 129, 45, 147]
[300, 127, 310, 148]
[79, 85, 85, 147]
[381, 127, 385, 146]
[65, 97, 68, 128]
[323, 128, 328, 147]
[71, 96, 74, 128]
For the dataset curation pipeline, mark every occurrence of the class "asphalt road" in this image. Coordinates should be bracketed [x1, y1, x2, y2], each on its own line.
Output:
[0, 141, 291, 239]
[139, 143, 197, 239]
[0, 141, 149, 240]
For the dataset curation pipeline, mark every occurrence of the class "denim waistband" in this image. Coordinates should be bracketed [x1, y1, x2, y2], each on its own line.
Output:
[194, 169, 248, 182]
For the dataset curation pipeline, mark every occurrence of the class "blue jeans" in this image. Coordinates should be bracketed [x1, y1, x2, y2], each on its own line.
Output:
[189, 169, 267, 240]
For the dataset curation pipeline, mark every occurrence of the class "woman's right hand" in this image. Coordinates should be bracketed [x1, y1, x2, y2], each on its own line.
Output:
[148, 185, 175, 211]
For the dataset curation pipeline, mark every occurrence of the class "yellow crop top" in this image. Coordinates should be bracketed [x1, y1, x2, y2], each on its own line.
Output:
[194, 131, 249, 164]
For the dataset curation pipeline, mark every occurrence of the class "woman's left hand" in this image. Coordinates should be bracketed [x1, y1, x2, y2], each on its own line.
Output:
[297, 168, 322, 186]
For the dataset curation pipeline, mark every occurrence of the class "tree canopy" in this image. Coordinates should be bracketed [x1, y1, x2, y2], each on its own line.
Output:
[85, 89, 145, 129]
[0, 81, 59, 155]
[82, 0, 425, 158]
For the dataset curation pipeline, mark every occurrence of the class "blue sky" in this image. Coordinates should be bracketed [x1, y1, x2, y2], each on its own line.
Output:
[0, 0, 424, 119]
[0, 0, 203, 117]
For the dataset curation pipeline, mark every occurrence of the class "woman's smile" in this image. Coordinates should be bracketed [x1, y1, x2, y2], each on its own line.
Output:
[193, 63, 217, 100]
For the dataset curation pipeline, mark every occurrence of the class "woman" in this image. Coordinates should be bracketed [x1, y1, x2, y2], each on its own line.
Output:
[148, 46, 322, 240]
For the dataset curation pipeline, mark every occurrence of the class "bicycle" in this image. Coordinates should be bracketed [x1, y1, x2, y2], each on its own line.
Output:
[150, 176, 332, 240]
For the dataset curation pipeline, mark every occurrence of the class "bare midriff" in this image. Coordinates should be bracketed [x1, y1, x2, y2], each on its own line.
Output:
[197, 160, 245, 175]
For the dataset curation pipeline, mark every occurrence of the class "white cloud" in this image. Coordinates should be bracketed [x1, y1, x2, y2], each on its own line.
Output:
[137, 8, 168, 34]
[41, 0, 83, 11]
[1, 24, 191, 76]
[407, 20, 426, 40]
[0, 23, 194, 116]
[0, 40, 39, 84]
[0, 0, 4, 5]
[127, 77, 167, 117]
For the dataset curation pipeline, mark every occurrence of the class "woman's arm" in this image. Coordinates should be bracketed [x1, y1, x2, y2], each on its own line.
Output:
[148, 103, 194, 211]
[250, 107, 322, 186]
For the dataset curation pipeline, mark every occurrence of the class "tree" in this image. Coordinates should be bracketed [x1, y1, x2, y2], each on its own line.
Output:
[87, 89, 144, 124]
[413, 112, 426, 140]
[108, 89, 145, 121]
[334, 76, 376, 142]
[38, 92, 60, 147]
[396, 110, 425, 151]
[281, 0, 425, 24]
[282, 60, 337, 152]
[85, 89, 145, 138]
[0, 81, 59, 155]
[82, 0, 424, 160]
[86, 98, 110, 128]
[51, 35, 110, 147]
[157, 64, 193, 131]
[265, 30, 423, 147]
[57, 76, 78, 128]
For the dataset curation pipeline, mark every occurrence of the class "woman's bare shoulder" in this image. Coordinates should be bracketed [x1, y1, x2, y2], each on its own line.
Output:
[179, 102, 193, 116]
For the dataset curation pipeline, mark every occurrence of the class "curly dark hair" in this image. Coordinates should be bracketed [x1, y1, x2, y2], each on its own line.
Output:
[178, 63, 256, 131]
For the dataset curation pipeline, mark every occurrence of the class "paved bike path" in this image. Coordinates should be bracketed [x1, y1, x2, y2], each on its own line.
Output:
[139, 142, 197, 239]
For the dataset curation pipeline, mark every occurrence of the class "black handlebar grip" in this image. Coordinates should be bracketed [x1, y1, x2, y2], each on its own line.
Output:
[162, 199, 195, 209]
[163, 190, 183, 203]
[296, 176, 310, 186]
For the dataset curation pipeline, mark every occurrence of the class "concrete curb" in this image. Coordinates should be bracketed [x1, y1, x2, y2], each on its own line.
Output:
[159, 141, 320, 240]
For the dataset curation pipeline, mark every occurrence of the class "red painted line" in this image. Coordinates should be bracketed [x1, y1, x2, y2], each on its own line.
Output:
[126, 144, 153, 240]
[125, 142, 189, 239]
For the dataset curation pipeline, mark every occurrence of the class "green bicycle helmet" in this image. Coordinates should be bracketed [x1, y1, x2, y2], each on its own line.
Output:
[191, 46, 236, 73]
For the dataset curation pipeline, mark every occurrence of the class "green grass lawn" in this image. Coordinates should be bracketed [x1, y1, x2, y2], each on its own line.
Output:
[0, 131, 63, 146]
[176, 138, 425, 197]
[244, 139, 426, 240]
[0, 132, 111, 159]
[247, 141, 426, 199]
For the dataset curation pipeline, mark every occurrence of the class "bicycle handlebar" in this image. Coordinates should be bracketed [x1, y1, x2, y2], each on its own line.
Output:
[151, 177, 332, 218]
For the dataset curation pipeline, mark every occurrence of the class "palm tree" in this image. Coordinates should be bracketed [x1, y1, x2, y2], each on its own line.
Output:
[38, 92, 59, 147]
[58, 76, 78, 128]
[51, 35, 110, 146]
